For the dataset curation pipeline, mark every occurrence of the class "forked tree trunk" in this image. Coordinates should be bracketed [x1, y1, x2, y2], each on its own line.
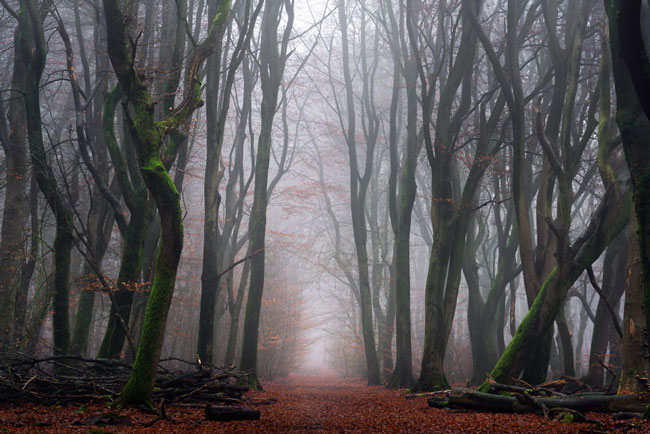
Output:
[102, 0, 230, 405]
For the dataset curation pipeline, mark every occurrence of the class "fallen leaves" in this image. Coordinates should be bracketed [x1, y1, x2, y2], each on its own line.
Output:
[1, 374, 649, 433]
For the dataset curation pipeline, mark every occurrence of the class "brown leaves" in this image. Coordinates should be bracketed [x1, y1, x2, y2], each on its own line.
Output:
[1, 375, 649, 433]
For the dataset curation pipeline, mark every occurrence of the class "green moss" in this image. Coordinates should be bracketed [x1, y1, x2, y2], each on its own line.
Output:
[213, 0, 231, 25]
[560, 413, 574, 423]
[478, 268, 559, 392]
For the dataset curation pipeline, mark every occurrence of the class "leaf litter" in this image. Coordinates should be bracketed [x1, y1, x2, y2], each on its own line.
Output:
[1, 374, 649, 433]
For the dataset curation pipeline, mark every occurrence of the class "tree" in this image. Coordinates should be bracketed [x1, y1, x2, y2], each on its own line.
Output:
[101, 0, 230, 405]
[2, 0, 75, 356]
[0, 1, 31, 350]
[603, 0, 650, 417]
[453, 0, 629, 389]
[198, 0, 261, 365]
[584, 232, 626, 387]
[333, 0, 381, 386]
[240, 0, 294, 389]
[411, 0, 494, 391]
[379, 0, 419, 388]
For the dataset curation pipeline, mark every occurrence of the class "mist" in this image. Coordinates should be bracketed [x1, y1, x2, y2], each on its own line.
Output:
[0, 0, 649, 429]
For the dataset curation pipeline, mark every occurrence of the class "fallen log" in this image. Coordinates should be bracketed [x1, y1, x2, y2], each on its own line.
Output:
[488, 382, 565, 397]
[405, 391, 449, 400]
[612, 412, 642, 420]
[205, 405, 260, 421]
[435, 389, 649, 413]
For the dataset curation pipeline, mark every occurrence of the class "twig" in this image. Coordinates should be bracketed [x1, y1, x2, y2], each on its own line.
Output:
[217, 248, 264, 279]
[21, 374, 37, 390]
[598, 359, 618, 394]
[587, 265, 623, 338]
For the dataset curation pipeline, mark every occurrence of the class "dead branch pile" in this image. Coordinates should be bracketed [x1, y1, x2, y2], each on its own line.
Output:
[0, 354, 250, 406]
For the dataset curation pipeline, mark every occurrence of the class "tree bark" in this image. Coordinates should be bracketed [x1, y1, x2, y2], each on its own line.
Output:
[334, 0, 381, 386]
[0, 21, 29, 350]
[240, 0, 293, 389]
[102, 0, 230, 405]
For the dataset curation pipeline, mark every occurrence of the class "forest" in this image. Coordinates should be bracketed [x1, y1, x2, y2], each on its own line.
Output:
[1, 0, 650, 432]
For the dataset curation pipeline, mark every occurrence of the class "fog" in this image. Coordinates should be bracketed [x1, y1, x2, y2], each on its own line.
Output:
[0, 0, 644, 399]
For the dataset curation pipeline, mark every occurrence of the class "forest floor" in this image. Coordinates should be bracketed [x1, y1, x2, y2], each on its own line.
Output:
[1, 373, 649, 433]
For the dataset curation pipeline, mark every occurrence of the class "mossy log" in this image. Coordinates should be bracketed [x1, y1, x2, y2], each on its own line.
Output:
[432, 389, 648, 413]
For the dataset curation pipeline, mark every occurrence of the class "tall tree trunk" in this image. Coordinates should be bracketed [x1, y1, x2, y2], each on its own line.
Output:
[603, 0, 650, 417]
[333, 0, 381, 386]
[16, 0, 73, 356]
[618, 214, 649, 395]
[197, 0, 225, 365]
[388, 57, 418, 388]
[240, 0, 293, 389]
[0, 25, 29, 350]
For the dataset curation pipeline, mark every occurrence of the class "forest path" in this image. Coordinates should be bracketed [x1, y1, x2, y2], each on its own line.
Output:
[2, 374, 649, 432]
[220, 374, 637, 433]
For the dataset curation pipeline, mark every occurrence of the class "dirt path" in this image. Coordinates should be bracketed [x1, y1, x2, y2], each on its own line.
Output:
[2, 374, 650, 432]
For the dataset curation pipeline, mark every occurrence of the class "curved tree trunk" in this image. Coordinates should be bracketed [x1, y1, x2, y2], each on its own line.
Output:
[102, 0, 230, 405]
[16, 0, 74, 356]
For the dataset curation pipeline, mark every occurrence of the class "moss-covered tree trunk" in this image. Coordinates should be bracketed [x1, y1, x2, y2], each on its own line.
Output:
[474, 30, 631, 384]
[101, 0, 192, 360]
[102, 0, 229, 405]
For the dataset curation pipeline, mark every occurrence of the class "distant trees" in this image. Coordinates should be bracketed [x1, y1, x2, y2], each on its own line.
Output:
[257, 256, 314, 381]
